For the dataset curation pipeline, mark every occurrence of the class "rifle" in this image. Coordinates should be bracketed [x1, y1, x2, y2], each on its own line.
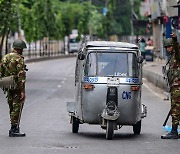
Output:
[162, 57, 171, 93]
[162, 58, 171, 131]
[163, 109, 171, 127]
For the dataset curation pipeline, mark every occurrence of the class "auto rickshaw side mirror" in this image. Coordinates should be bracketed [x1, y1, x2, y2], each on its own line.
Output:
[137, 56, 144, 63]
[78, 53, 85, 60]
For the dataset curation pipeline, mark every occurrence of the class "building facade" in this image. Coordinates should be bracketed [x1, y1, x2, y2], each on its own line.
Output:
[143, 0, 179, 59]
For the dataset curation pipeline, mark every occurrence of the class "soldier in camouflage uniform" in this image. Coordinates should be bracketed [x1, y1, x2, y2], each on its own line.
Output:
[161, 33, 180, 139]
[0, 39, 27, 137]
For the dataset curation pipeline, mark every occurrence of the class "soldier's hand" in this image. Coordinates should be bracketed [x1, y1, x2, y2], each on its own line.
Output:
[20, 92, 25, 101]
[171, 32, 176, 37]
[171, 33, 177, 41]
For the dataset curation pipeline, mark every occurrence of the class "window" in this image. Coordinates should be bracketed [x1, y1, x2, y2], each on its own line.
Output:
[69, 38, 77, 43]
[84, 51, 138, 77]
[84, 52, 97, 76]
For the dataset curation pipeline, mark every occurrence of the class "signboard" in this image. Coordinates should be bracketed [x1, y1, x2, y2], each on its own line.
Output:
[103, 7, 108, 16]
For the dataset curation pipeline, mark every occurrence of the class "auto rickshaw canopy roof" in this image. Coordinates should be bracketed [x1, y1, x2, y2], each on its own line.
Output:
[86, 41, 138, 50]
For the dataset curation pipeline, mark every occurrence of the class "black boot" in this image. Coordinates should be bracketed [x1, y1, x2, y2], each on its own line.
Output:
[161, 125, 178, 139]
[9, 125, 26, 137]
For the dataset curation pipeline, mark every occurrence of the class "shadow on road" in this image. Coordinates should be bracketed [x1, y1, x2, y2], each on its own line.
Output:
[76, 132, 141, 140]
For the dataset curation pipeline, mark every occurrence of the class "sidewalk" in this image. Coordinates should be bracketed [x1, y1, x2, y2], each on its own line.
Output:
[143, 59, 168, 92]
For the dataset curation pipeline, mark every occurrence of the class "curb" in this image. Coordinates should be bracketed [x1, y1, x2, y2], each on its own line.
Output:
[143, 69, 168, 92]
[143, 68, 170, 100]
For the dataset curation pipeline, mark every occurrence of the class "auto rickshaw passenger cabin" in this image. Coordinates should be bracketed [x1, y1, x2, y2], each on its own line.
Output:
[68, 40, 147, 140]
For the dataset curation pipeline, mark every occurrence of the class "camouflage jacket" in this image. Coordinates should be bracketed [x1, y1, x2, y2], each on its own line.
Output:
[0, 49, 26, 92]
[167, 38, 180, 87]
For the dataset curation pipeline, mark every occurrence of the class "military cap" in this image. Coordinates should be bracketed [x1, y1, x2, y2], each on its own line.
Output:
[12, 39, 27, 49]
[164, 38, 173, 48]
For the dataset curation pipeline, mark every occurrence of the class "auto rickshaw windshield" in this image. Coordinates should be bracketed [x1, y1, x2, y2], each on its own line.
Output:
[84, 51, 139, 77]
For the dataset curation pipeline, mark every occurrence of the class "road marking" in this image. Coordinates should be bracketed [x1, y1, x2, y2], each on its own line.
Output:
[58, 78, 66, 87]
[57, 85, 62, 88]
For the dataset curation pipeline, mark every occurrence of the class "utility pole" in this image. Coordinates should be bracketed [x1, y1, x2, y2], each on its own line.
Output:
[89, 0, 92, 38]
[17, 0, 22, 39]
[130, 0, 134, 43]
[104, 0, 108, 40]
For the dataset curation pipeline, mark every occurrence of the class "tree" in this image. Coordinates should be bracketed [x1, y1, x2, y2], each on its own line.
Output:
[0, 0, 18, 59]
[20, 0, 60, 42]
[58, 2, 92, 37]
[0, 0, 144, 60]
[89, 10, 104, 37]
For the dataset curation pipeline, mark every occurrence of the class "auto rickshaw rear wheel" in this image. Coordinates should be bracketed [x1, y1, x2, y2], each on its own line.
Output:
[72, 116, 79, 133]
[106, 120, 114, 140]
[133, 120, 141, 134]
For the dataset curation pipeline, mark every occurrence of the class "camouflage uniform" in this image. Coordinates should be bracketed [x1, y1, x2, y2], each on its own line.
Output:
[161, 35, 180, 139]
[0, 49, 26, 128]
[167, 38, 180, 126]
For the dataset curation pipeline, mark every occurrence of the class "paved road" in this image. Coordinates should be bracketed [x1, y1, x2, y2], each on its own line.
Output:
[0, 57, 179, 154]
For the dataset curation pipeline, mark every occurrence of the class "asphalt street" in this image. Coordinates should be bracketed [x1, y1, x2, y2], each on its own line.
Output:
[0, 57, 179, 154]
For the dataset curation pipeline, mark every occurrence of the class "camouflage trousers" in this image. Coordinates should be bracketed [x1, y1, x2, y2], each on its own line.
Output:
[7, 89, 24, 126]
[171, 86, 180, 125]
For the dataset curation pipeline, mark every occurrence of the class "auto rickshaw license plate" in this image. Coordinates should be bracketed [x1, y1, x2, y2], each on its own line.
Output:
[107, 77, 119, 87]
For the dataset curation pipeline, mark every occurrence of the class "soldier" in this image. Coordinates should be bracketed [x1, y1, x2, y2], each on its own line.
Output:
[161, 33, 180, 139]
[0, 39, 27, 137]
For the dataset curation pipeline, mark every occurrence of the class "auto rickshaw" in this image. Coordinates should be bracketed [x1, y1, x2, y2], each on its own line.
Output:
[67, 40, 147, 140]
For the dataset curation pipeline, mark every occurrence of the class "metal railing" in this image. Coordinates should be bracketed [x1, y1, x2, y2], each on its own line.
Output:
[23, 40, 65, 59]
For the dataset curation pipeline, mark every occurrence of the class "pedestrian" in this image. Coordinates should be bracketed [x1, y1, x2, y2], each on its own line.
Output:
[139, 38, 146, 61]
[0, 39, 27, 137]
[161, 33, 180, 139]
[147, 37, 153, 46]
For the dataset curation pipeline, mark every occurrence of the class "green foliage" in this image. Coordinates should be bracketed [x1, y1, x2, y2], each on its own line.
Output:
[0, 0, 18, 35]
[108, 0, 131, 35]
[19, 0, 95, 41]
[20, 0, 59, 42]
[0, 0, 144, 42]
[89, 10, 104, 37]
[58, 2, 92, 37]
[133, 0, 142, 19]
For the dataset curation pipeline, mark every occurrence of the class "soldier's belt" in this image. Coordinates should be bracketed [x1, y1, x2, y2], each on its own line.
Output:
[0, 75, 16, 89]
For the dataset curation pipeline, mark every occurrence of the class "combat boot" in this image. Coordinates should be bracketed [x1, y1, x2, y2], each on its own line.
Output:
[9, 125, 26, 137]
[161, 125, 178, 139]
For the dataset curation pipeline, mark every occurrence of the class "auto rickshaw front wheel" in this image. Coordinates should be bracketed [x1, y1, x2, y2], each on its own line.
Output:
[72, 116, 79, 133]
[106, 120, 114, 140]
[133, 120, 141, 134]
